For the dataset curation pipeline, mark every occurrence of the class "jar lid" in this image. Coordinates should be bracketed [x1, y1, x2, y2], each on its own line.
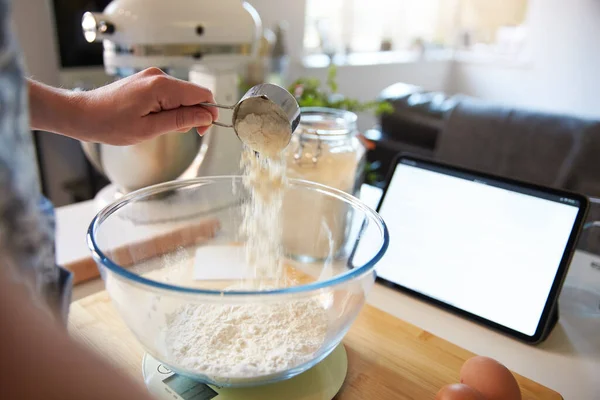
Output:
[296, 107, 358, 139]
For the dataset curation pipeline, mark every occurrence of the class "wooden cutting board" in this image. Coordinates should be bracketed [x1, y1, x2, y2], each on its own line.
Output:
[65, 218, 221, 285]
[69, 291, 561, 399]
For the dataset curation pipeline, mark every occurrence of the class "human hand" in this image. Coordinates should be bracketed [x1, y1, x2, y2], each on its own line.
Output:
[29, 68, 218, 145]
[78, 68, 219, 145]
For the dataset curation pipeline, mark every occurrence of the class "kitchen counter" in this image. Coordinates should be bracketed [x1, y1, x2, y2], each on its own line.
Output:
[57, 186, 600, 398]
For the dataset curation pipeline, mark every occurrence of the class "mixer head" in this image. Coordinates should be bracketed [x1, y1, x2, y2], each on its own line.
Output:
[81, 0, 262, 77]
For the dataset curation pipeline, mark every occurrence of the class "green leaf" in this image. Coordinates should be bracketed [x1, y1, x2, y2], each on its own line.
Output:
[326, 65, 338, 93]
[375, 101, 394, 115]
[288, 65, 393, 118]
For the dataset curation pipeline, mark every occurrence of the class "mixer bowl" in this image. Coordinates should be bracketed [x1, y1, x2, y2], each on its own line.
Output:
[81, 129, 201, 193]
[87, 176, 388, 387]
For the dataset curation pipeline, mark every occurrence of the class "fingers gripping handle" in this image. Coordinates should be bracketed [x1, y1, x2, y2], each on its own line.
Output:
[199, 102, 235, 128]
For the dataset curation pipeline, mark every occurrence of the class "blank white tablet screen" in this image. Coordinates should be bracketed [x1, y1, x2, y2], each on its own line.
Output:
[360, 160, 579, 336]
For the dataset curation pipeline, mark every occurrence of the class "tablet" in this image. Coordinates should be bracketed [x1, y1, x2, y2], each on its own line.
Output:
[352, 155, 589, 343]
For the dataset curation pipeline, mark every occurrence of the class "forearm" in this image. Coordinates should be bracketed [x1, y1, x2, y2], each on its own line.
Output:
[0, 271, 152, 400]
[27, 69, 218, 145]
[28, 79, 90, 141]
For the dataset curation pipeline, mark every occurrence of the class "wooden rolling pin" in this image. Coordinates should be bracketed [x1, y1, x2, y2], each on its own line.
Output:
[64, 218, 220, 285]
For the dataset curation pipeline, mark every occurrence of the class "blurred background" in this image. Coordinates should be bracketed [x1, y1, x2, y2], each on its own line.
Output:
[15, 0, 600, 206]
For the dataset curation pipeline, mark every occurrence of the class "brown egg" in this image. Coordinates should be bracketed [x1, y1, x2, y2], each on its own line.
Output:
[435, 383, 485, 400]
[460, 356, 522, 400]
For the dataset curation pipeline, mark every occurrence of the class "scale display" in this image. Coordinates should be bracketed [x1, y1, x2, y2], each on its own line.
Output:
[142, 345, 348, 400]
[163, 373, 218, 400]
[144, 357, 218, 400]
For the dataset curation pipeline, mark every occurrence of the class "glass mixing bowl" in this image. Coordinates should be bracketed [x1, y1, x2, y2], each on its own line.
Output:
[87, 176, 388, 387]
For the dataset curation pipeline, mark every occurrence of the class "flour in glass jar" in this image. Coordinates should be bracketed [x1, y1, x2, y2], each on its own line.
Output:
[164, 111, 329, 381]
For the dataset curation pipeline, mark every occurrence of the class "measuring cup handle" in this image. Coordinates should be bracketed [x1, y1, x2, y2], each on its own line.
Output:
[198, 102, 235, 128]
[198, 102, 235, 110]
[212, 121, 234, 128]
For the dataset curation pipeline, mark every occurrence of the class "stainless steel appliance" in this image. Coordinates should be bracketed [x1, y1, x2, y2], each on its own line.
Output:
[80, 0, 262, 202]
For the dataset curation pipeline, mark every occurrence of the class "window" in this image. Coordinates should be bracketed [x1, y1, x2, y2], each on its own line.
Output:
[303, 0, 529, 62]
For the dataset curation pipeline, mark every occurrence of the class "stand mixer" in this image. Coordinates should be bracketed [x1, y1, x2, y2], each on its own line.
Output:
[80, 0, 261, 209]
[80, 2, 351, 399]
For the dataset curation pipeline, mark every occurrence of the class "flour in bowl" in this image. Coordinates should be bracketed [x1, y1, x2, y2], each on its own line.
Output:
[165, 298, 328, 379]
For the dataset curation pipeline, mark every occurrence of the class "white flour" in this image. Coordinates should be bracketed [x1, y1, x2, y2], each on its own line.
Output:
[236, 107, 291, 287]
[239, 149, 287, 286]
[165, 299, 328, 379]
[235, 108, 291, 157]
[164, 110, 329, 380]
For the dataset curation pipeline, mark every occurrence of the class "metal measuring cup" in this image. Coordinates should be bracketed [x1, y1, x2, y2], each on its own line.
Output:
[199, 83, 301, 153]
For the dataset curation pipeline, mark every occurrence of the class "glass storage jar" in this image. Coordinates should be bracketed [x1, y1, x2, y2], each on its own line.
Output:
[282, 108, 366, 261]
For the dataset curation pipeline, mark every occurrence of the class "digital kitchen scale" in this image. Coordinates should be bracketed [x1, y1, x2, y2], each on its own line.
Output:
[142, 345, 348, 400]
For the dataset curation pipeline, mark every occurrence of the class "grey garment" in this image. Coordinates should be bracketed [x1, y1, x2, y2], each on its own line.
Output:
[0, 0, 69, 321]
[435, 95, 600, 253]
